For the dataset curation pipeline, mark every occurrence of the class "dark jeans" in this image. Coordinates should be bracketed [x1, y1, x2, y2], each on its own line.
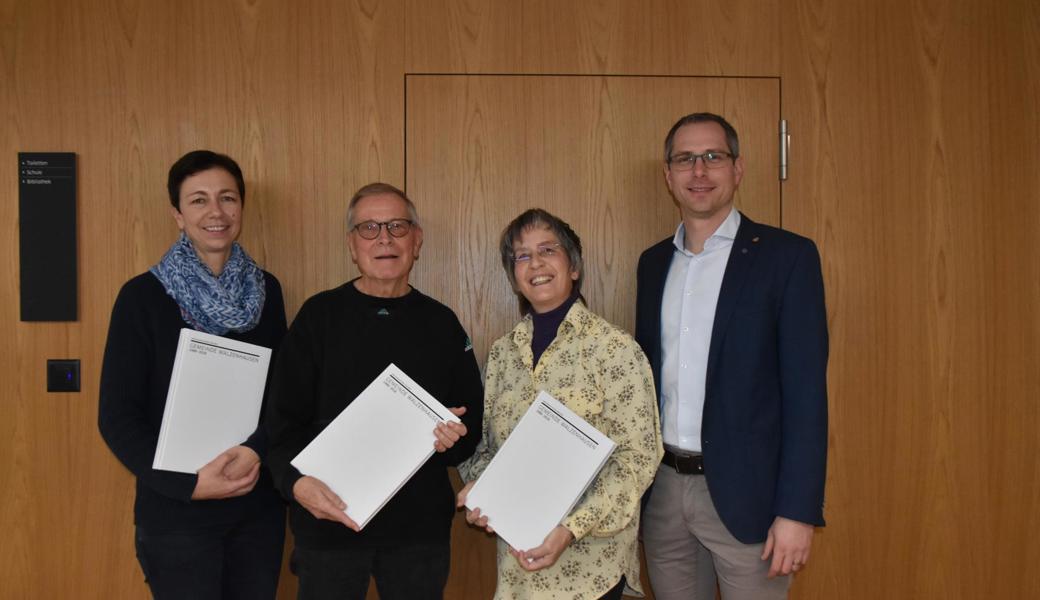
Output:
[291, 541, 450, 600]
[134, 505, 285, 600]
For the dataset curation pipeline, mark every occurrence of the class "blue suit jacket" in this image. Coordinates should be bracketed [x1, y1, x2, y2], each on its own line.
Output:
[635, 212, 828, 544]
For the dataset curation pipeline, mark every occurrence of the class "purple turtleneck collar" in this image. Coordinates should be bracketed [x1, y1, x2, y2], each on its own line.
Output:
[530, 292, 580, 368]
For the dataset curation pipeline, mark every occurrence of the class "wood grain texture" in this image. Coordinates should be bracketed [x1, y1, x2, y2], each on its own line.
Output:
[405, 0, 522, 73]
[406, 0, 780, 76]
[782, 0, 1040, 598]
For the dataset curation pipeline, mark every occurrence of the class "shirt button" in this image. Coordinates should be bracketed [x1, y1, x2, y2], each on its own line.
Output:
[682, 326, 689, 332]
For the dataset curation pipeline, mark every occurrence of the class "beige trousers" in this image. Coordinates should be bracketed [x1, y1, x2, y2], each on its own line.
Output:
[642, 464, 791, 600]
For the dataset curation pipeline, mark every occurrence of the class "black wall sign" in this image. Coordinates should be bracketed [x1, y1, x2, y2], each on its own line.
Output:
[19, 152, 77, 321]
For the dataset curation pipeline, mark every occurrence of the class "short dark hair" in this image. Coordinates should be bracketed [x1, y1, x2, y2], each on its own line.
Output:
[663, 112, 740, 162]
[347, 182, 420, 229]
[499, 209, 584, 316]
[167, 150, 246, 210]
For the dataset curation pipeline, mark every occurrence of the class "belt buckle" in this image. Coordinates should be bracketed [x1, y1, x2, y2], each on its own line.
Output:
[673, 452, 702, 475]
[669, 451, 686, 474]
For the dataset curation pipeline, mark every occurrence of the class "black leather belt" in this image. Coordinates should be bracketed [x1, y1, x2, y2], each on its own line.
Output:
[662, 449, 704, 475]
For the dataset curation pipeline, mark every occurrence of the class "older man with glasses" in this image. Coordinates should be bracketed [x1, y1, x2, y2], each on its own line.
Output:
[265, 182, 483, 600]
[635, 113, 829, 600]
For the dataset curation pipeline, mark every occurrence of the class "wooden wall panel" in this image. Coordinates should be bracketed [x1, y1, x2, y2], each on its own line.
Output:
[782, 0, 1040, 598]
[405, 0, 780, 76]
[405, 0, 523, 73]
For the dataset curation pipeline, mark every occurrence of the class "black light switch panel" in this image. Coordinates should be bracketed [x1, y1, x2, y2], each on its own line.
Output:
[47, 359, 80, 392]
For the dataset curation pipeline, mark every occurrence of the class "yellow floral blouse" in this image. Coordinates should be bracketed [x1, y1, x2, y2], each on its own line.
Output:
[459, 301, 663, 600]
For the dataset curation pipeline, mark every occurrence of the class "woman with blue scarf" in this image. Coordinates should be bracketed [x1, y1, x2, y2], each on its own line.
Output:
[99, 150, 287, 599]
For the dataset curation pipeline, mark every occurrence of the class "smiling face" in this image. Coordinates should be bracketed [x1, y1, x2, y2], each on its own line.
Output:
[348, 192, 423, 297]
[512, 225, 579, 314]
[664, 120, 744, 223]
[172, 167, 243, 274]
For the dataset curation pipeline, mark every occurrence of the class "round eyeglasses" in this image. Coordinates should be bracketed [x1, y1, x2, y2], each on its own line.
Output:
[512, 242, 562, 264]
[667, 151, 735, 171]
[352, 219, 414, 240]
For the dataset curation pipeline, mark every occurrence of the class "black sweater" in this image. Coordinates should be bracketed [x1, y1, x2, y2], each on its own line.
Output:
[98, 272, 286, 532]
[265, 281, 483, 549]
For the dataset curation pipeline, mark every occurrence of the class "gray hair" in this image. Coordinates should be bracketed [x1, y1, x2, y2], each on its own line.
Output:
[346, 182, 419, 229]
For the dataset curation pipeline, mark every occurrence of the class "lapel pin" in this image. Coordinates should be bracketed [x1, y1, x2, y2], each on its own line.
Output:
[752, 236, 760, 243]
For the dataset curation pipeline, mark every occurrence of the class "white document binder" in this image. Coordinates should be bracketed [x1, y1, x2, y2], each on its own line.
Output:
[465, 390, 616, 551]
[153, 328, 273, 473]
[290, 364, 461, 529]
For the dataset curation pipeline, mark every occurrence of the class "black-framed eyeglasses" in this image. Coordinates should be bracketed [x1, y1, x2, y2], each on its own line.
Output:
[667, 151, 735, 171]
[511, 242, 562, 264]
[352, 219, 414, 240]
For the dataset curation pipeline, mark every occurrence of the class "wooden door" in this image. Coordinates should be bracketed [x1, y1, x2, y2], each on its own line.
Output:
[405, 74, 779, 599]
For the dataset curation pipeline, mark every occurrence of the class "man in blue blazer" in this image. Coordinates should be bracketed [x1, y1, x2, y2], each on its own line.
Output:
[636, 113, 828, 599]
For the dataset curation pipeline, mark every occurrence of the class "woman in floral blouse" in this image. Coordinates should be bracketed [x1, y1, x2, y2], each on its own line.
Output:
[458, 209, 663, 600]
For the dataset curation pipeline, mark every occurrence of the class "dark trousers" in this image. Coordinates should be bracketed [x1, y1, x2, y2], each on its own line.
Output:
[134, 505, 286, 600]
[598, 576, 626, 600]
[291, 541, 450, 600]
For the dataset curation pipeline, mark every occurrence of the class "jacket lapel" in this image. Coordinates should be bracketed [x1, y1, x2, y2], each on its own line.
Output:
[646, 241, 673, 371]
[706, 213, 760, 378]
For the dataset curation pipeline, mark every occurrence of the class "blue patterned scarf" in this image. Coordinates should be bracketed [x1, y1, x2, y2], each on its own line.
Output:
[150, 233, 266, 335]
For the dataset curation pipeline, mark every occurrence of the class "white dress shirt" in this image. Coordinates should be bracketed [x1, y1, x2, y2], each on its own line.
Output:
[660, 208, 741, 452]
